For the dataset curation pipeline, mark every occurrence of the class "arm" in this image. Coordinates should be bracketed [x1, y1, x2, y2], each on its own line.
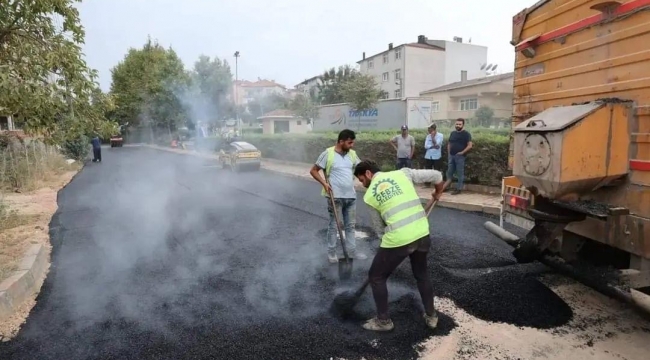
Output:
[389, 136, 398, 151]
[409, 137, 415, 159]
[309, 151, 331, 192]
[401, 168, 445, 200]
[369, 208, 386, 241]
[433, 133, 442, 149]
[424, 135, 433, 150]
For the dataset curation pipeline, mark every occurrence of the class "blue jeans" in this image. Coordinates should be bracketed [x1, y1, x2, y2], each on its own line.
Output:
[446, 154, 466, 190]
[396, 158, 412, 169]
[326, 197, 357, 256]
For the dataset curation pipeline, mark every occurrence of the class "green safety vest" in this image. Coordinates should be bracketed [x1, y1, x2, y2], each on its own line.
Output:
[363, 170, 430, 248]
[321, 146, 359, 197]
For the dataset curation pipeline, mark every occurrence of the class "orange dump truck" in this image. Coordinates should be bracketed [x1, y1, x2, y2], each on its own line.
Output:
[486, 0, 650, 310]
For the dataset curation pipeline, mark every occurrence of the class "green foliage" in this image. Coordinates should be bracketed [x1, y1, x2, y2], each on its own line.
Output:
[110, 37, 190, 132]
[245, 130, 511, 186]
[61, 135, 89, 161]
[340, 74, 382, 125]
[0, 0, 117, 143]
[475, 105, 495, 127]
[289, 94, 319, 124]
[316, 65, 360, 105]
[186, 54, 234, 123]
[246, 93, 291, 120]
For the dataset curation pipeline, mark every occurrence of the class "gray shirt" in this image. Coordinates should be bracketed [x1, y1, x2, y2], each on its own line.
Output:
[316, 149, 361, 199]
[391, 135, 415, 159]
[368, 168, 444, 241]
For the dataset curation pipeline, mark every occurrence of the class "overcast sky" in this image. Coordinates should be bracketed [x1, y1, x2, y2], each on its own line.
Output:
[78, 0, 533, 91]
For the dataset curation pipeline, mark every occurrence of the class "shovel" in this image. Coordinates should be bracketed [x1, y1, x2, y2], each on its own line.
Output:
[327, 186, 353, 280]
[331, 198, 439, 313]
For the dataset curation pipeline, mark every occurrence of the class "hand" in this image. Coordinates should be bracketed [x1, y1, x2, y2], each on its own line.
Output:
[433, 191, 442, 201]
[323, 183, 333, 195]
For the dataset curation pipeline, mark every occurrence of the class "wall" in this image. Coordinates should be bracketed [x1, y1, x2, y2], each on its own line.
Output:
[404, 46, 446, 98]
[313, 99, 407, 131]
[262, 117, 310, 134]
[428, 40, 488, 84]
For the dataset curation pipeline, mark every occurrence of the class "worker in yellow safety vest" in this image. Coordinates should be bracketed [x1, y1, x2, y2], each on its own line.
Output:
[310, 129, 367, 263]
[353, 159, 444, 332]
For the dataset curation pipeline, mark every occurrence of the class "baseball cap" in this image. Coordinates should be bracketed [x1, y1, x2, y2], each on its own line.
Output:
[401, 125, 408, 130]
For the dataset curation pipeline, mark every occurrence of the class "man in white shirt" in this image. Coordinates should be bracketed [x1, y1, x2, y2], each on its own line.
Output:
[424, 123, 444, 171]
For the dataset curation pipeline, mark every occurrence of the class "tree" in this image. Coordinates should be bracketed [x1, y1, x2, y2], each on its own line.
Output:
[317, 65, 360, 105]
[290, 94, 318, 125]
[340, 74, 382, 131]
[110, 37, 190, 135]
[475, 105, 495, 127]
[186, 55, 233, 122]
[246, 93, 290, 120]
[0, 0, 117, 143]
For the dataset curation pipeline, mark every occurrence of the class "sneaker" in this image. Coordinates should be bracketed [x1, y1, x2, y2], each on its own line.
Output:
[362, 317, 394, 332]
[424, 312, 438, 329]
[328, 253, 339, 263]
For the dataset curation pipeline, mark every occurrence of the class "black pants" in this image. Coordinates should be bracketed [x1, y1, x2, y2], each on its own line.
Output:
[93, 147, 102, 162]
[368, 235, 434, 320]
[396, 158, 412, 169]
[424, 158, 442, 171]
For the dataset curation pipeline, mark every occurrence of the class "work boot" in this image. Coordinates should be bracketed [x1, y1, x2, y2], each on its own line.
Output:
[424, 312, 438, 329]
[328, 253, 338, 264]
[362, 317, 394, 332]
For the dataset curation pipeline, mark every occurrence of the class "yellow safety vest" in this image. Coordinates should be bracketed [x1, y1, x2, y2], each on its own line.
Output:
[363, 170, 430, 248]
[321, 146, 359, 197]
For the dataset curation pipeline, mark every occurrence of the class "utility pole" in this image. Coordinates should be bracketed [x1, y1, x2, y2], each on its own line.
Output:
[234, 51, 240, 136]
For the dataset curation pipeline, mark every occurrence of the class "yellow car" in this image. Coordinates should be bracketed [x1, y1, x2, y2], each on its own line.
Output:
[218, 141, 261, 172]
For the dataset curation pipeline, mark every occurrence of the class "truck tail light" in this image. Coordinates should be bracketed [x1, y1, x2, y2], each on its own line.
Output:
[506, 194, 530, 210]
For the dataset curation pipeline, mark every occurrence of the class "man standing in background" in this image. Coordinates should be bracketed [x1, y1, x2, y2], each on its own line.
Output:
[445, 118, 472, 195]
[424, 123, 443, 171]
[310, 129, 367, 263]
[91, 135, 102, 163]
[390, 125, 415, 169]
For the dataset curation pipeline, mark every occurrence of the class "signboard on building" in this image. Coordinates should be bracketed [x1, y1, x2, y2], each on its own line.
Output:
[407, 99, 433, 129]
[313, 99, 407, 131]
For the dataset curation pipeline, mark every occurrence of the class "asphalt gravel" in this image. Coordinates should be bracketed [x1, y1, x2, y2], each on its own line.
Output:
[0, 147, 573, 360]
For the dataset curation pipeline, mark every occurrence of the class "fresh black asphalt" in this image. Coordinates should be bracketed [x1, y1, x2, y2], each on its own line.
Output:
[0, 147, 573, 360]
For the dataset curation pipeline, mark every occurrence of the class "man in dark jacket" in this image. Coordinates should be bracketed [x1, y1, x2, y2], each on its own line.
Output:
[91, 136, 102, 162]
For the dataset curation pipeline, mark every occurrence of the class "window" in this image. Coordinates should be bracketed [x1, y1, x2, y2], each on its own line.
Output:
[460, 98, 478, 111]
[394, 69, 401, 80]
[296, 120, 302, 125]
[395, 48, 402, 60]
[381, 92, 389, 100]
[368, 59, 374, 69]
[431, 102, 440, 113]
[394, 89, 402, 98]
[383, 53, 389, 64]
[382, 72, 389, 82]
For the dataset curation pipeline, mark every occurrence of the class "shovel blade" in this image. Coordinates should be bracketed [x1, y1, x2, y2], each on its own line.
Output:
[338, 258, 353, 280]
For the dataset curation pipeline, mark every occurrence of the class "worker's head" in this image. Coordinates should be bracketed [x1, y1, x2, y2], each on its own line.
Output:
[455, 118, 465, 131]
[337, 129, 356, 151]
[354, 160, 381, 188]
[401, 125, 408, 136]
[428, 123, 437, 134]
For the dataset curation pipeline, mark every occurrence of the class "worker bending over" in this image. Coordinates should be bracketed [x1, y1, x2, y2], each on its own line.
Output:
[353, 160, 444, 332]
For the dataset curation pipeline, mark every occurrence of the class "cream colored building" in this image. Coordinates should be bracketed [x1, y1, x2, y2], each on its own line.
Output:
[233, 79, 288, 106]
[258, 109, 311, 135]
[419, 72, 514, 124]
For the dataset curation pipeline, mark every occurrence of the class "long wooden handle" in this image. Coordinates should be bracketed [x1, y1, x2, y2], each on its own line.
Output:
[425, 199, 439, 216]
[327, 185, 349, 260]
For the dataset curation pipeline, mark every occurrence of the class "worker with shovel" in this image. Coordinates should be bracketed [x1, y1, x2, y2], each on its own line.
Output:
[351, 160, 444, 332]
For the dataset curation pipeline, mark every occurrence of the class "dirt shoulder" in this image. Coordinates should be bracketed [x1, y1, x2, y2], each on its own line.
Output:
[0, 169, 79, 340]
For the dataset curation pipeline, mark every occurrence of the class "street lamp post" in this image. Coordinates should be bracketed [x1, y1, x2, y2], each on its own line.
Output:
[234, 51, 240, 135]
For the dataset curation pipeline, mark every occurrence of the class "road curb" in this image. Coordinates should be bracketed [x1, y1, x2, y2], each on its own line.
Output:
[0, 243, 50, 322]
[145, 144, 501, 216]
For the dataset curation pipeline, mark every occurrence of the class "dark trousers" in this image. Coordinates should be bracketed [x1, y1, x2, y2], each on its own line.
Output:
[368, 235, 435, 320]
[424, 158, 442, 171]
[93, 147, 102, 162]
[396, 158, 412, 169]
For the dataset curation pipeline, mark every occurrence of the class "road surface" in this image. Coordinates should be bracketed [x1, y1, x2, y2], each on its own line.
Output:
[0, 147, 642, 360]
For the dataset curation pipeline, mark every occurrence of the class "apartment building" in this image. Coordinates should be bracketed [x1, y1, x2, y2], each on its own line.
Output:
[357, 35, 488, 99]
[419, 72, 514, 123]
[295, 75, 322, 99]
[232, 78, 287, 106]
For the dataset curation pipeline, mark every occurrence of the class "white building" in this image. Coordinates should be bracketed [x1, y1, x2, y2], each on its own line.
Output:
[295, 75, 322, 99]
[357, 35, 488, 99]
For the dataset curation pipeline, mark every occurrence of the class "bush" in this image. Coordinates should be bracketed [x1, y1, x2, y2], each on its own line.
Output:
[62, 135, 90, 161]
[243, 129, 511, 186]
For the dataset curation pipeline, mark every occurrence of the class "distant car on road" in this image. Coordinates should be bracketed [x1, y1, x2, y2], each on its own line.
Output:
[218, 141, 261, 172]
[110, 135, 123, 147]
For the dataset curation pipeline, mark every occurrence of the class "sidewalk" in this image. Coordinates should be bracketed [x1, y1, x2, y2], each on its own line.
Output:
[147, 145, 501, 216]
